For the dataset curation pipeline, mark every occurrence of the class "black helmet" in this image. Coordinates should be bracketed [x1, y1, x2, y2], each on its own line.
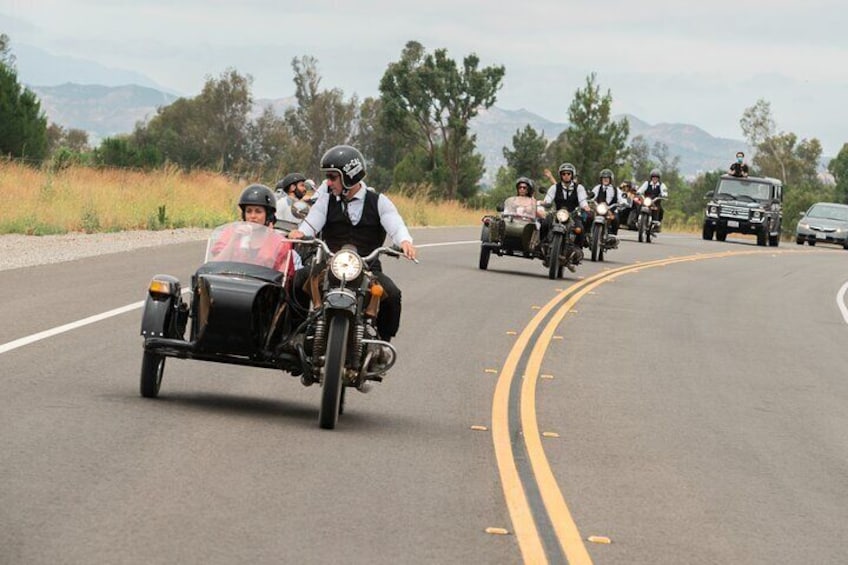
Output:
[649, 168, 661, 179]
[238, 183, 277, 223]
[515, 176, 535, 196]
[599, 168, 614, 182]
[558, 162, 576, 176]
[320, 144, 366, 189]
[275, 172, 307, 194]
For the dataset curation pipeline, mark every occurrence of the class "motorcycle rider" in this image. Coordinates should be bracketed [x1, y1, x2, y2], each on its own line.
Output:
[210, 184, 298, 277]
[637, 168, 668, 230]
[592, 169, 624, 235]
[275, 173, 309, 223]
[289, 144, 416, 342]
[539, 162, 590, 246]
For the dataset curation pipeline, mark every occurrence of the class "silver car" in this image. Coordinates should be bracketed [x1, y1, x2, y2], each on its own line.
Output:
[795, 202, 848, 248]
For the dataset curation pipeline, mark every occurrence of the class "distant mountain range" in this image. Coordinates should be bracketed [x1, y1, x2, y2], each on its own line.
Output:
[28, 82, 746, 179]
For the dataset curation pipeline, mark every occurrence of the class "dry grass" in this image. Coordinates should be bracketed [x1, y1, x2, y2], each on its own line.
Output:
[0, 162, 484, 235]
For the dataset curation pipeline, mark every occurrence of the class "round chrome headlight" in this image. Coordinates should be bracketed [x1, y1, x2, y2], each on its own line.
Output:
[330, 250, 363, 281]
[644, 197, 653, 206]
[556, 209, 570, 222]
[596, 203, 609, 215]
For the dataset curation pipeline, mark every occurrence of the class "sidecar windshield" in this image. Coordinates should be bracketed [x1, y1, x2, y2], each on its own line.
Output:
[503, 196, 539, 220]
[204, 222, 293, 273]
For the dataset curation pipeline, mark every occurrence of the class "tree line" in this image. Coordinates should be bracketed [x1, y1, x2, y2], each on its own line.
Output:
[3, 33, 848, 235]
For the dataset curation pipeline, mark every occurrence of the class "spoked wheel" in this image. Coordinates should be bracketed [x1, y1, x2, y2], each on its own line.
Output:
[598, 235, 606, 262]
[637, 214, 646, 243]
[548, 234, 563, 280]
[140, 349, 165, 398]
[646, 218, 653, 243]
[590, 223, 602, 262]
[319, 314, 349, 430]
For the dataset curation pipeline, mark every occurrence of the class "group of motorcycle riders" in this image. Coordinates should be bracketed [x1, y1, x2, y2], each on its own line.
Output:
[223, 142, 670, 345]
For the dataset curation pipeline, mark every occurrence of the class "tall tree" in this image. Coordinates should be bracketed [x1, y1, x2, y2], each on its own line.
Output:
[140, 68, 252, 172]
[827, 143, 848, 203]
[379, 41, 505, 199]
[740, 99, 786, 181]
[561, 73, 629, 185]
[284, 55, 359, 179]
[0, 36, 48, 161]
[503, 125, 547, 185]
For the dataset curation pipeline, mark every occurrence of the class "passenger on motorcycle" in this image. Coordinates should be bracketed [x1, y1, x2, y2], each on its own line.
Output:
[275, 173, 309, 223]
[505, 177, 545, 221]
[289, 144, 417, 341]
[210, 184, 299, 277]
[592, 169, 624, 234]
[637, 169, 668, 227]
[539, 162, 591, 246]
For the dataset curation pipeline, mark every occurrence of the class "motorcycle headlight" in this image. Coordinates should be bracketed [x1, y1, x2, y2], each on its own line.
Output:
[330, 250, 363, 281]
[556, 209, 570, 222]
[596, 203, 609, 215]
[644, 197, 653, 206]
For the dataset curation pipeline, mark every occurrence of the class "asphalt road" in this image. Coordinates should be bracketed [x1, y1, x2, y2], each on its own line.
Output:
[1, 228, 847, 565]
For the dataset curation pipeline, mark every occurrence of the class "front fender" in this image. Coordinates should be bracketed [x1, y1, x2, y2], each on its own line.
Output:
[140, 274, 183, 339]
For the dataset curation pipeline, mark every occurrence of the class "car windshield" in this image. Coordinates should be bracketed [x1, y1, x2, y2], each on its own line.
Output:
[204, 221, 293, 272]
[716, 179, 772, 201]
[807, 204, 848, 222]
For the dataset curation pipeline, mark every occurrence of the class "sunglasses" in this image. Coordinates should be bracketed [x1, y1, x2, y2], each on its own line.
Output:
[560, 171, 573, 176]
[325, 172, 340, 181]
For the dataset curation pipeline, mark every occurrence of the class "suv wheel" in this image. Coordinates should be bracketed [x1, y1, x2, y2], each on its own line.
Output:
[756, 227, 767, 246]
[716, 229, 727, 242]
[702, 223, 714, 240]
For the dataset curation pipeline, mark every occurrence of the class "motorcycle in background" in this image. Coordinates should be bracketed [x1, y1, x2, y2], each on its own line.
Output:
[637, 196, 665, 243]
[588, 201, 620, 261]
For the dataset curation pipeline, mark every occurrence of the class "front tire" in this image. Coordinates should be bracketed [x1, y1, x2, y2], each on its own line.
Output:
[756, 227, 767, 246]
[479, 226, 491, 270]
[140, 349, 165, 398]
[548, 234, 563, 280]
[590, 223, 602, 262]
[319, 314, 349, 430]
[637, 214, 646, 243]
[768, 223, 780, 247]
[702, 223, 715, 240]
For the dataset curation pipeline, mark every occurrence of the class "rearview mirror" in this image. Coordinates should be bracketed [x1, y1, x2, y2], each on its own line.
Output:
[291, 200, 311, 219]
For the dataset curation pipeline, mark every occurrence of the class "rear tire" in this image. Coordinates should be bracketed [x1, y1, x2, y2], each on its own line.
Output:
[795, 236, 804, 245]
[319, 315, 349, 430]
[140, 349, 165, 398]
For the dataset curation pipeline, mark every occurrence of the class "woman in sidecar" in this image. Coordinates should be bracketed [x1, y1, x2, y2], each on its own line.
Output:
[139, 184, 302, 399]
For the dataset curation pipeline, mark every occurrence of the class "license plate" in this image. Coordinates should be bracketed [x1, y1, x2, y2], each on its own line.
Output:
[727, 220, 739, 228]
[816, 232, 826, 240]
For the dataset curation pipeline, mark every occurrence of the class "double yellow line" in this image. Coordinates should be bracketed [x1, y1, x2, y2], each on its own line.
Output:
[491, 248, 783, 564]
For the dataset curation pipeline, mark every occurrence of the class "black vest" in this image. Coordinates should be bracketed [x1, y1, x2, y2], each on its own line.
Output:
[595, 184, 618, 205]
[554, 182, 580, 212]
[322, 189, 387, 260]
[644, 183, 662, 198]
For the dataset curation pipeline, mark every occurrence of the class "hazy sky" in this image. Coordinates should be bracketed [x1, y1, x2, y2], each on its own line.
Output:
[2, 0, 846, 154]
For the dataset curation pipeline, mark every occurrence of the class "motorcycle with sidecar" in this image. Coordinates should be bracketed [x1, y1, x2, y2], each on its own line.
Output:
[139, 221, 404, 429]
[479, 198, 583, 279]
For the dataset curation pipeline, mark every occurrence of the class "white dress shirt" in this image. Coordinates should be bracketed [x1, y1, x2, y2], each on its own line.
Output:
[298, 184, 413, 247]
